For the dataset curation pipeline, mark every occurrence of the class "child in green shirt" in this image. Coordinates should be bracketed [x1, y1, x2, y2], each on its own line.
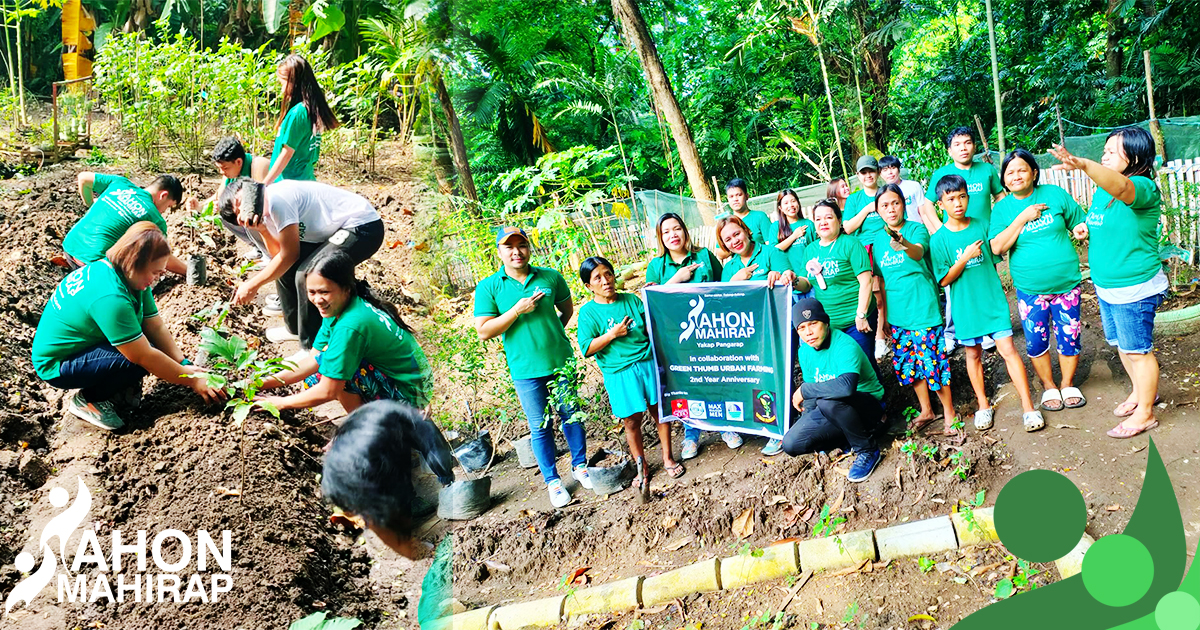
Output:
[263, 55, 340, 184]
[578, 256, 685, 500]
[930, 175, 1042, 433]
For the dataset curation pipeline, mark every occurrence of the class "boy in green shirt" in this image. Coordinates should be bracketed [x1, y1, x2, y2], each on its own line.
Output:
[930, 175, 1042, 433]
[715, 178, 772, 247]
[474, 227, 589, 508]
[781, 299, 884, 483]
[189, 136, 273, 262]
[577, 256, 684, 500]
[62, 172, 187, 275]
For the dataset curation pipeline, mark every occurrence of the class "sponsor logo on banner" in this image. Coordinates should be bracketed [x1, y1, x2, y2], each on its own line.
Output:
[753, 389, 777, 425]
[671, 399, 689, 419]
[687, 400, 707, 420]
[725, 401, 744, 422]
[706, 403, 724, 419]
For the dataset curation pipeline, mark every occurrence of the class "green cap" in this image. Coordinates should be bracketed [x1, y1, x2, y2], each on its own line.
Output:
[855, 155, 879, 173]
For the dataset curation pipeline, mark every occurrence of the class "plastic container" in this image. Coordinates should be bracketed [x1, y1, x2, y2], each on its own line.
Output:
[438, 477, 491, 520]
[513, 436, 538, 469]
[186, 254, 207, 286]
[586, 449, 633, 496]
[453, 431, 493, 473]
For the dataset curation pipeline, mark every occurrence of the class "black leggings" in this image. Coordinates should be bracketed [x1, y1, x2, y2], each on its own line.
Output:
[782, 391, 883, 456]
[278, 219, 385, 348]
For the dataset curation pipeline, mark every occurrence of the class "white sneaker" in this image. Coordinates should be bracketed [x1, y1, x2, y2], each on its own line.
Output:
[572, 465, 593, 490]
[284, 349, 311, 366]
[721, 431, 744, 449]
[266, 327, 300, 343]
[874, 338, 889, 361]
[241, 249, 263, 261]
[547, 480, 571, 508]
[68, 392, 125, 431]
[263, 294, 283, 316]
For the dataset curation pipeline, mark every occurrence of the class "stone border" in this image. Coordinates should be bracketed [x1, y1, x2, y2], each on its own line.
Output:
[444, 506, 1094, 630]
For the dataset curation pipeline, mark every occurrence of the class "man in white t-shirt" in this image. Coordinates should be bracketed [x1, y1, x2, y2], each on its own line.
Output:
[218, 178, 385, 349]
[879, 156, 928, 226]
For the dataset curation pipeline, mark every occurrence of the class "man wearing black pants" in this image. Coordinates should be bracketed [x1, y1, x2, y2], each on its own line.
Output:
[218, 178, 384, 349]
[783, 299, 885, 482]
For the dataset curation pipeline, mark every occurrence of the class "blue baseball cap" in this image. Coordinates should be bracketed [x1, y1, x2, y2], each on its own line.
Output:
[496, 226, 529, 246]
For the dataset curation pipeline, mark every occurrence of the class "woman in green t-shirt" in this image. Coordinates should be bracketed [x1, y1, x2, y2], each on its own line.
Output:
[793, 200, 877, 364]
[870, 185, 958, 436]
[258, 250, 432, 414]
[645, 213, 740, 460]
[645, 213, 723, 286]
[989, 148, 1088, 413]
[1050, 127, 1164, 439]
[33, 222, 224, 431]
[578, 256, 685, 500]
[717, 215, 796, 286]
[768, 189, 816, 267]
[263, 55, 340, 184]
[825, 178, 850, 214]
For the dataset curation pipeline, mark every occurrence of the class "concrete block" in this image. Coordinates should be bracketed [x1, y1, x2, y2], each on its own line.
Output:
[563, 576, 642, 618]
[641, 557, 721, 606]
[875, 516, 958, 561]
[720, 541, 800, 590]
[446, 606, 494, 630]
[950, 506, 998, 547]
[1055, 533, 1096, 579]
[797, 529, 876, 572]
[490, 596, 564, 629]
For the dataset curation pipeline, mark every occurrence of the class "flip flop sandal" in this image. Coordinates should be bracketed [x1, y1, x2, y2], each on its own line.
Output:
[1115, 397, 1160, 417]
[664, 462, 686, 479]
[1040, 389, 1064, 412]
[1061, 387, 1086, 409]
[973, 408, 994, 430]
[1107, 420, 1158, 439]
[910, 414, 942, 433]
[1023, 410, 1046, 432]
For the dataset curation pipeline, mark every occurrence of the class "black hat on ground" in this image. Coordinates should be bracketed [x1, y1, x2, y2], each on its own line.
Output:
[791, 298, 830, 326]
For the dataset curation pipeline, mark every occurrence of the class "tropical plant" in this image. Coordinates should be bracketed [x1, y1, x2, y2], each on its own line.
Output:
[192, 327, 292, 424]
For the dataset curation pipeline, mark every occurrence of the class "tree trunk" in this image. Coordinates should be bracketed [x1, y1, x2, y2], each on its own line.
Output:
[1105, 0, 1124, 79]
[610, 0, 715, 221]
[852, 0, 899, 153]
[433, 68, 479, 205]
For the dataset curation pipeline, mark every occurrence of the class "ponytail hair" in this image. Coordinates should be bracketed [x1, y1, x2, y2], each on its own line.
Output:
[307, 250, 412, 333]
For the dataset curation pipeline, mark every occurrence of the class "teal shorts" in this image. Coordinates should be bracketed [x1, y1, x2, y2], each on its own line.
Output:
[604, 358, 660, 419]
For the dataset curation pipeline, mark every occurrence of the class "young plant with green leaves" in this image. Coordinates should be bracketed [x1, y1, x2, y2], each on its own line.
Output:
[288, 612, 362, 630]
[192, 327, 293, 424]
[994, 557, 1040, 599]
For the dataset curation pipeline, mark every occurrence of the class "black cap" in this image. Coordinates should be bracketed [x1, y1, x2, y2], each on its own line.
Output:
[791, 298, 829, 326]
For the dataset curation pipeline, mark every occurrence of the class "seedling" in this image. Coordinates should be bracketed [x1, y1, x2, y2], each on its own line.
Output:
[902, 406, 920, 423]
[950, 450, 972, 480]
[958, 490, 987, 538]
[288, 612, 362, 630]
[740, 611, 789, 630]
[812, 503, 845, 538]
[900, 440, 918, 460]
[918, 556, 936, 573]
[994, 557, 1040, 598]
[234, 258, 259, 277]
[737, 542, 765, 558]
[920, 443, 939, 463]
[841, 601, 859, 624]
[192, 300, 230, 332]
[545, 355, 591, 427]
[191, 327, 293, 424]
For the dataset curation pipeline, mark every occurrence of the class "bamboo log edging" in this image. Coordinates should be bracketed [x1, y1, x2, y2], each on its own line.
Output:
[440, 506, 1093, 629]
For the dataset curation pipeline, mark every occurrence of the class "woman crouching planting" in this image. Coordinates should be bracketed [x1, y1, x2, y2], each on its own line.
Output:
[577, 256, 684, 501]
[257, 250, 432, 414]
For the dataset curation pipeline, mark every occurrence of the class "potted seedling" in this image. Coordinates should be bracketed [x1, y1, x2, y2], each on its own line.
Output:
[442, 325, 496, 473]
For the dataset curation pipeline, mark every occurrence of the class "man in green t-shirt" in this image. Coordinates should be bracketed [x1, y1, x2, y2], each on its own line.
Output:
[189, 136, 273, 262]
[920, 126, 1006, 229]
[715, 178, 772, 248]
[842, 155, 891, 361]
[781, 299, 884, 483]
[62, 172, 187, 275]
[474, 227, 589, 509]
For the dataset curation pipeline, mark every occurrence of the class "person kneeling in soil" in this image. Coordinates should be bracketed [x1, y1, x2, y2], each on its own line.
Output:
[61, 172, 187, 275]
[783, 299, 885, 483]
[218, 177, 384, 350]
[322, 399, 455, 559]
[189, 136, 273, 261]
[32, 222, 225, 430]
[577, 256, 684, 500]
[256, 250, 432, 414]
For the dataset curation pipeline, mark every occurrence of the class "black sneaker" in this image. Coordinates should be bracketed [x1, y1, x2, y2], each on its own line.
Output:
[847, 449, 882, 483]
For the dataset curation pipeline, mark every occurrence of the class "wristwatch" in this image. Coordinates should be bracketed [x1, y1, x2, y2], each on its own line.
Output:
[856, 311, 869, 319]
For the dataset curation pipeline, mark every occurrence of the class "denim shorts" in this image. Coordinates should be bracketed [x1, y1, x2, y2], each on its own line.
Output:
[1098, 292, 1164, 354]
[603, 358, 661, 419]
[959, 328, 1012, 347]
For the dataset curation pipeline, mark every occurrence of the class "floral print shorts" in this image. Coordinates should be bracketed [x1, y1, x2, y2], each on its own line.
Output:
[890, 325, 951, 390]
[304, 357, 425, 407]
[1016, 285, 1082, 357]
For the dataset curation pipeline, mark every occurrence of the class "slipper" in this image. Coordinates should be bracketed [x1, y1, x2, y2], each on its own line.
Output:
[974, 408, 994, 430]
[1107, 420, 1158, 439]
[910, 414, 942, 433]
[1061, 386, 1086, 409]
[1023, 410, 1045, 432]
[1114, 396, 1160, 417]
[664, 462, 686, 479]
[1040, 389, 1064, 412]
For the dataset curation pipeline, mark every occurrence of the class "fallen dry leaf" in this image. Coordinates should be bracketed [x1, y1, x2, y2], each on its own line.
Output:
[483, 560, 511, 573]
[215, 486, 241, 497]
[330, 511, 366, 530]
[1106, 504, 1122, 511]
[733, 507, 756, 540]
[568, 566, 591, 585]
[831, 489, 845, 514]
[800, 507, 815, 522]
[664, 536, 693, 551]
[767, 495, 790, 506]
[781, 504, 802, 528]
[661, 515, 678, 529]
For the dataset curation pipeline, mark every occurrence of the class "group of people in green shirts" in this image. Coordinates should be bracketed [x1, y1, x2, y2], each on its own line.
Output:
[32, 54, 433, 442]
[478, 122, 1169, 504]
